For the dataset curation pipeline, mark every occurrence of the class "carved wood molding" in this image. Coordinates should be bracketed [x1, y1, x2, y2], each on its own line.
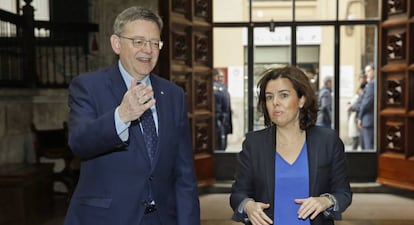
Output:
[386, 0, 406, 15]
[386, 31, 405, 61]
[172, 32, 190, 63]
[384, 121, 404, 153]
[194, 0, 209, 19]
[193, 117, 212, 153]
[194, 34, 209, 63]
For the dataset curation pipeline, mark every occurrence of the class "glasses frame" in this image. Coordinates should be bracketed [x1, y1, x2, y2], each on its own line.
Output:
[117, 35, 164, 50]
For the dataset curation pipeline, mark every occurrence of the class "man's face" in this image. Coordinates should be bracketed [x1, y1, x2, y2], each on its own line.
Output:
[214, 70, 225, 83]
[365, 66, 375, 81]
[217, 74, 225, 84]
[111, 20, 161, 80]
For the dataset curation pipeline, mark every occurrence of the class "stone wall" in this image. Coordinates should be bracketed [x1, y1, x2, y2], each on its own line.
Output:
[0, 0, 159, 165]
[0, 89, 69, 165]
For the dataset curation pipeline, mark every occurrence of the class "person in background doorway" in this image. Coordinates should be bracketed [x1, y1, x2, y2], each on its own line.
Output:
[230, 66, 352, 225]
[63, 6, 200, 225]
[347, 70, 367, 150]
[358, 63, 376, 150]
[213, 68, 233, 150]
[316, 76, 333, 128]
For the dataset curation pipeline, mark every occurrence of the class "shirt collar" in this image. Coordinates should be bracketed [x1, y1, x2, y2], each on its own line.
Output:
[118, 60, 151, 89]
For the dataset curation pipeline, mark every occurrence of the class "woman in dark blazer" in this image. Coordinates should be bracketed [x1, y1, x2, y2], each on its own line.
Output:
[230, 66, 352, 225]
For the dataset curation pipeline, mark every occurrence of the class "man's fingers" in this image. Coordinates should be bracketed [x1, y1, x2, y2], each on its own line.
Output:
[130, 79, 138, 89]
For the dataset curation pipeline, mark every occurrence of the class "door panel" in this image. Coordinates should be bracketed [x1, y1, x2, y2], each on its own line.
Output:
[158, 0, 215, 187]
[377, 0, 414, 191]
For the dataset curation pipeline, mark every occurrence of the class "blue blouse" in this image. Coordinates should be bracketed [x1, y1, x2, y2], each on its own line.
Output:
[274, 142, 310, 225]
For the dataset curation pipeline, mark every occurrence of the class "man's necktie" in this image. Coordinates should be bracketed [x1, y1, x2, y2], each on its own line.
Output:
[140, 108, 158, 162]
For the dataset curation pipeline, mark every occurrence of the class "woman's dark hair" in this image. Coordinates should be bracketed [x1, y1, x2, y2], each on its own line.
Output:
[256, 65, 318, 130]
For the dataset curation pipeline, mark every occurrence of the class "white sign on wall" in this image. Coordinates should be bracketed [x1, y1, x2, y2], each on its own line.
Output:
[242, 26, 321, 46]
[228, 66, 244, 98]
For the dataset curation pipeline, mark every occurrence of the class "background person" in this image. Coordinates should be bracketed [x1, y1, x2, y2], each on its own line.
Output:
[64, 6, 200, 225]
[358, 63, 376, 150]
[347, 70, 367, 150]
[213, 68, 233, 150]
[316, 76, 333, 128]
[230, 66, 352, 225]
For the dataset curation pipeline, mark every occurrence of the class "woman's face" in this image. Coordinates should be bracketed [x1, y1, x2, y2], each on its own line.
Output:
[265, 78, 305, 128]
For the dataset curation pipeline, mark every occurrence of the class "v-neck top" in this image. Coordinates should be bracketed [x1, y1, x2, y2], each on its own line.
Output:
[274, 142, 310, 225]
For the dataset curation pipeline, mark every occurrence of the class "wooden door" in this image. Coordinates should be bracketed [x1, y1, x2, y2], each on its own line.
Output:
[377, 0, 414, 190]
[157, 0, 215, 187]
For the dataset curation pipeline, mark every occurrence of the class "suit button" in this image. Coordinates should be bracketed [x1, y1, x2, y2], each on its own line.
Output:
[149, 175, 155, 181]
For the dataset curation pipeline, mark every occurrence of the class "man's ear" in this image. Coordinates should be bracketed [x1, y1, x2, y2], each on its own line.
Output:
[110, 34, 121, 54]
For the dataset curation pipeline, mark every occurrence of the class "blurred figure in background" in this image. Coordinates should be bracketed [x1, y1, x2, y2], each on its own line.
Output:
[358, 64, 376, 150]
[316, 76, 333, 128]
[213, 68, 233, 150]
[347, 70, 367, 150]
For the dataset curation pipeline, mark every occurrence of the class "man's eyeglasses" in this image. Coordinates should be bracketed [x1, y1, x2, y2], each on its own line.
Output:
[117, 35, 164, 50]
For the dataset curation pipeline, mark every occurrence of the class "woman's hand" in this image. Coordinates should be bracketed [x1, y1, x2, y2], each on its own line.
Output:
[244, 200, 273, 225]
[295, 196, 333, 220]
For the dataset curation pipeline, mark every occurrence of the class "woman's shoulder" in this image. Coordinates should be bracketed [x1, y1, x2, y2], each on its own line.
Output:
[245, 126, 274, 140]
[307, 126, 338, 138]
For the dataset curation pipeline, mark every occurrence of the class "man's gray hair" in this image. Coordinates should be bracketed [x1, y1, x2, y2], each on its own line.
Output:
[323, 75, 333, 85]
[113, 6, 163, 35]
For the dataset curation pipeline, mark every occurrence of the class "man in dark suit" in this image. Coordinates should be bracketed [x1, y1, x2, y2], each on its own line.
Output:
[213, 68, 233, 150]
[358, 63, 376, 150]
[316, 76, 333, 128]
[63, 6, 200, 225]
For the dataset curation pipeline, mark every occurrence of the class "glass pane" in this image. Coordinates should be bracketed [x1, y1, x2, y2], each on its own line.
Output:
[0, 1, 16, 13]
[252, 0, 293, 21]
[295, 0, 337, 21]
[296, 26, 335, 129]
[339, 0, 380, 20]
[339, 25, 377, 152]
[213, 0, 250, 22]
[253, 27, 292, 130]
[26, 0, 50, 20]
[213, 27, 247, 152]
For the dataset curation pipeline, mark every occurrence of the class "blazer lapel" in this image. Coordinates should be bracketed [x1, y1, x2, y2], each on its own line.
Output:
[108, 64, 127, 104]
[264, 126, 276, 204]
[306, 128, 318, 196]
[107, 65, 152, 165]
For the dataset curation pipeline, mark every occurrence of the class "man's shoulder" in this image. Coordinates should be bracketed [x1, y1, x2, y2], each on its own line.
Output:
[151, 73, 185, 94]
[319, 87, 330, 94]
[307, 126, 338, 140]
[213, 81, 225, 91]
[76, 64, 117, 80]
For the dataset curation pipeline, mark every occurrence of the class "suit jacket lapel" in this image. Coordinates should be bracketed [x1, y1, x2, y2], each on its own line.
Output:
[264, 126, 276, 204]
[108, 64, 127, 104]
[306, 128, 318, 196]
[108, 64, 152, 166]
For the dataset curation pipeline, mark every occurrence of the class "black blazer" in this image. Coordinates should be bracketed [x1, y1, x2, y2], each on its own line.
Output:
[230, 126, 352, 225]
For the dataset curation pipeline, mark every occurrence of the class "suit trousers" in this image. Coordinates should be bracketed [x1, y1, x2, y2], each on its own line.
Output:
[360, 127, 374, 150]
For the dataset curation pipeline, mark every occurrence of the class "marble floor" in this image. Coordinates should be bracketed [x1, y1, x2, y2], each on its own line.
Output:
[44, 183, 414, 225]
[199, 191, 414, 225]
